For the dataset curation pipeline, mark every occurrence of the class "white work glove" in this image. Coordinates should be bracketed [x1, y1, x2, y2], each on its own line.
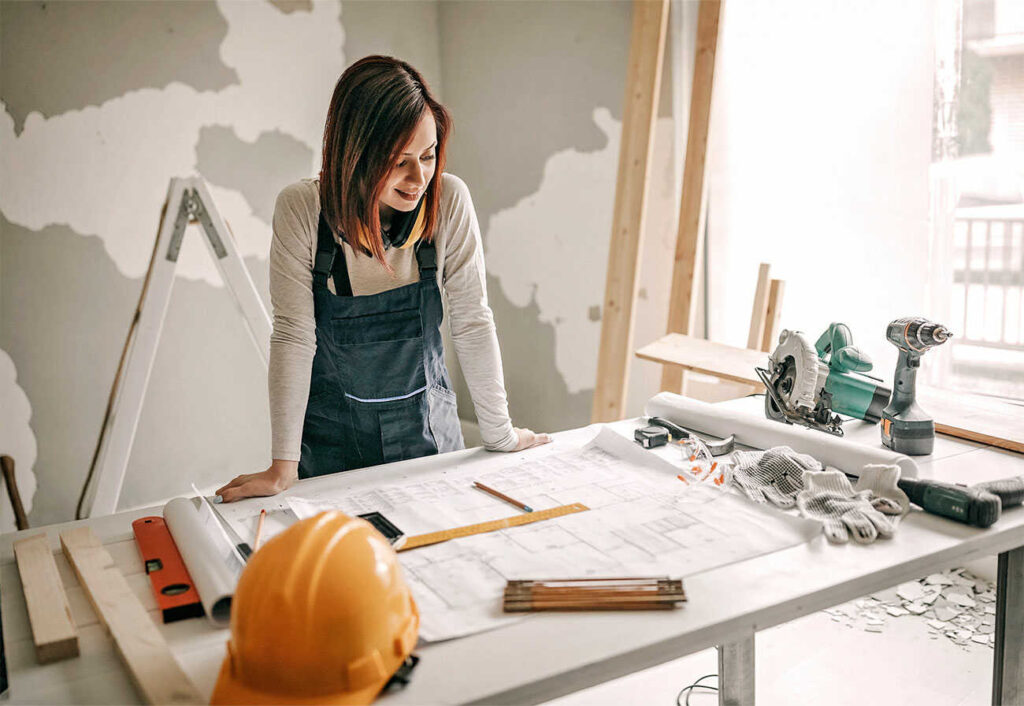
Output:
[796, 470, 900, 544]
[855, 464, 910, 516]
[727, 446, 822, 509]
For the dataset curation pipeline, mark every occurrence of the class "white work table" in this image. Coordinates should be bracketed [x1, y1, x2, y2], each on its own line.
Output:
[2, 398, 1023, 705]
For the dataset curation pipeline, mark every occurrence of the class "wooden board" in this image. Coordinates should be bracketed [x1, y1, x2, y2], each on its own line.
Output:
[760, 279, 785, 353]
[12, 534, 79, 664]
[59, 527, 202, 705]
[660, 0, 723, 395]
[591, 0, 670, 422]
[746, 263, 772, 350]
[400, 503, 590, 551]
[920, 388, 1024, 454]
[638, 333, 767, 388]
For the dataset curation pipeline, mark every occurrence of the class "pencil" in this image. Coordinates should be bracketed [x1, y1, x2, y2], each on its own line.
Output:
[253, 509, 267, 551]
[473, 481, 534, 513]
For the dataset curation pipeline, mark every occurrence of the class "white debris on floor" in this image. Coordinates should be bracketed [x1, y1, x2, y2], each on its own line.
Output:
[823, 568, 998, 650]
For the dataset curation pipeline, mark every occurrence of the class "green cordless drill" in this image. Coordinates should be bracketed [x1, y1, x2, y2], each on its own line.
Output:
[897, 476, 1024, 528]
[880, 317, 953, 456]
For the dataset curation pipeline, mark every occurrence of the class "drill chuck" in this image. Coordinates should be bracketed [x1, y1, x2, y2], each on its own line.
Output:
[886, 318, 953, 352]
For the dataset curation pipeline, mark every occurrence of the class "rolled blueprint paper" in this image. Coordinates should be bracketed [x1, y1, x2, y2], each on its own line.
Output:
[644, 392, 919, 479]
[163, 496, 244, 627]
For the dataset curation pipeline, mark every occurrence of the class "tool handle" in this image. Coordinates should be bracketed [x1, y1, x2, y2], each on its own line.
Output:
[0, 455, 29, 530]
[975, 476, 1024, 510]
[898, 478, 1000, 528]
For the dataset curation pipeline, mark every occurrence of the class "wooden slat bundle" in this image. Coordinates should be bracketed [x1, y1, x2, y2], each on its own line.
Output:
[503, 577, 686, 612]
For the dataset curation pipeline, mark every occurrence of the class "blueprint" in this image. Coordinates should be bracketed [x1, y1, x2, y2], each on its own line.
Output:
[287, 426, 821, 642]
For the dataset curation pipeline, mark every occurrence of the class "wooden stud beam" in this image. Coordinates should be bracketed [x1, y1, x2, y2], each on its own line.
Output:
[60, 527, 202, 705]
[761, 279, 785, 352]
[746, 263, 771, 351]
[660, 0, 723, 395]
[592, 0, 670, 423]
[13, 534, 79, 664]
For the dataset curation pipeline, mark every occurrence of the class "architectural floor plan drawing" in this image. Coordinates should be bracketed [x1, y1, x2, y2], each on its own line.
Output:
[287, 426, 821, 641]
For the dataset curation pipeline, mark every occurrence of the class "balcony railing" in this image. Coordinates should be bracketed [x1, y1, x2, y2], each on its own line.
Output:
[951, 216, 1024, 351]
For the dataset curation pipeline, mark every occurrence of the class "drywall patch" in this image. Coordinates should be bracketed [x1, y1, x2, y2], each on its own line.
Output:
[0, 215, 272, 525]
[486, 108, 676, 395]
[269, 0, 314, 13]
[0, 349, 37, 533]
[0, 0, 238, 135]
[196, 126, 314, 225]
[459, 275, 593, 434]
[0, 0, 344, 283]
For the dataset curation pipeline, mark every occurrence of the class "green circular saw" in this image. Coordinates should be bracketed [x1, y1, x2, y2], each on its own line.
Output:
[755, 323, 892, 436]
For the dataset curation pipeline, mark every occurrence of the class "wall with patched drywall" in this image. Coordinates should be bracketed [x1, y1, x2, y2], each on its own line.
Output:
[437, 0, 682, 435]
[0, 0, 444, 524]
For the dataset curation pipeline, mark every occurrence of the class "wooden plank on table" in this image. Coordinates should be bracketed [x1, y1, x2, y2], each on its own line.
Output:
[919, 388, 1024, 454]
[592, 0, 670, 423]
[760, 279, 785, 353]
[660, 0, 722, 395]
[746, 263, 771, 350]
[59, 527, 202, 705]
[12, 534, 79, 664]
[638, 333, 767, 388]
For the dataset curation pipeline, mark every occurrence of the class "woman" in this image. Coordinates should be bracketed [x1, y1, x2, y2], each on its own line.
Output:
[217, 56, 549, 502]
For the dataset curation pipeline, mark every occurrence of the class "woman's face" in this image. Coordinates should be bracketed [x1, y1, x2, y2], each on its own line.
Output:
[379, 111, 437, 215]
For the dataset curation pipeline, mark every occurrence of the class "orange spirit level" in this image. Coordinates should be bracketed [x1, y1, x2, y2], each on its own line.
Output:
[132, 517, 204, 623]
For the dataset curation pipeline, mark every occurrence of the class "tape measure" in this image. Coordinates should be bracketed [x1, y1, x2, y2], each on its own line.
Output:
[399, 503, 590, 551]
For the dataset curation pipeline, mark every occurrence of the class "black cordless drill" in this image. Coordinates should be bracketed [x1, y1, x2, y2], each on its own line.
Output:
[897, 476, 1024, 529]
[881, 317, 953, 456]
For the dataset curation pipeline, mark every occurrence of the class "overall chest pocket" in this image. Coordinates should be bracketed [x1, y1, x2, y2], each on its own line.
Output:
[332, 308, 422, 344]
[331, 308, 427, 401]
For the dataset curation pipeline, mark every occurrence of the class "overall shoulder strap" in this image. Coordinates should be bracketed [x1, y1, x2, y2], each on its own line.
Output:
[415, 239, 437, 282]
[314, 211, 352, 296]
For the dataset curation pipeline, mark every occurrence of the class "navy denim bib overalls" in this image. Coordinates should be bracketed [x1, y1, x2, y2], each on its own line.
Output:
[298, 211, 465, 479]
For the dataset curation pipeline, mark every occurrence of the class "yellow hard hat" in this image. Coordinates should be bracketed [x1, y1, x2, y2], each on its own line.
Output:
[211, 511, 420, 705]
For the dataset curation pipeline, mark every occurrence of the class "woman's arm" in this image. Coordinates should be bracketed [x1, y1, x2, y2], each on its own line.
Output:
[440, 174, 549, 452]
[219, 183, 317, 501]
[267, 184, 318, 463]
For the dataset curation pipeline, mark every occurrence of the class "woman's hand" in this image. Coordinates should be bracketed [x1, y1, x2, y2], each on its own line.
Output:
[216, 460, 298, 503]
[511, 427, 552, 452]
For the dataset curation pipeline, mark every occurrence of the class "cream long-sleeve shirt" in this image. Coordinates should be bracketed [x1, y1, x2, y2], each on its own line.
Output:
[268, 172, 518, 461]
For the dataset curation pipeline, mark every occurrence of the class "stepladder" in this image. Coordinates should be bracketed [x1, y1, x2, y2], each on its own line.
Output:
[80, 177, 271, 518]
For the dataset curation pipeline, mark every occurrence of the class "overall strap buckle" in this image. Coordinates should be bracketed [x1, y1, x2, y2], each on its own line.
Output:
[415, 241, 437, 279]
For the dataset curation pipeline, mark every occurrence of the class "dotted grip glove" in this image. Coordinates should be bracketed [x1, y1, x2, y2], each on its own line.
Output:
[727, 446, 822, 509]
[796, 469, 899, 544]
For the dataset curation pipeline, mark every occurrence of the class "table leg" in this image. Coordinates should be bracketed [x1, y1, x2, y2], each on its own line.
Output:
[717, 632, 755, 706]
[993, 546, 1024, 705]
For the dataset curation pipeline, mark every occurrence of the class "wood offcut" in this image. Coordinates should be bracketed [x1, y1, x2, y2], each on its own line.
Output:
[12, 534, 78, 663]
[60, 526, 202, 705]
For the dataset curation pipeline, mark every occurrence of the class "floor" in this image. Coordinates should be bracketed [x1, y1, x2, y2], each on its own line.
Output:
[542, 557, 998, 706]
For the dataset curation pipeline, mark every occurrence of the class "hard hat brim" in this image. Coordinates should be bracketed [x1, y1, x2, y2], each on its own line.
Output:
[210, 656, 386, 706]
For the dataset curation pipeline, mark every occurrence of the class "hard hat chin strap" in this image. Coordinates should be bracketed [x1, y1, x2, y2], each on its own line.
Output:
[382, 655, 420, 692]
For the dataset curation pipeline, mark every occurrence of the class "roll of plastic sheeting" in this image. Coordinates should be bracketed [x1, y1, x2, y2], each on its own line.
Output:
[644, 393, 918, 479]
[163, 497, 243, 627]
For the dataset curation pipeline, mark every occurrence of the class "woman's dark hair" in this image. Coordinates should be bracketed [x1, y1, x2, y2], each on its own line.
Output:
[320, 55, 452, 265]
